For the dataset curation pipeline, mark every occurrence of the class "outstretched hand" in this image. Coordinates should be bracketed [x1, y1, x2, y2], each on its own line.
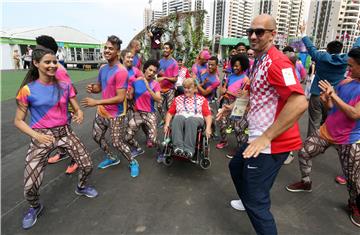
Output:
[318, 80, 334, 97]
[243, 135, 271, 158]
[81, 97, 98, 108]
[216, 104, 233, 121]
[72, 110, 84, 124]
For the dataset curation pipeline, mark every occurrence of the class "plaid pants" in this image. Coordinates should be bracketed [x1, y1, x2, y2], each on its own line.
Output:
[299, 130, 360, 202]
[92, 113, 132, 161]
[24, 125, 92, 207]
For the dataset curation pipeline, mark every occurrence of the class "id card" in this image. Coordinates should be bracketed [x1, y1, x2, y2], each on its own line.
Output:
[231, 96, 249, 117]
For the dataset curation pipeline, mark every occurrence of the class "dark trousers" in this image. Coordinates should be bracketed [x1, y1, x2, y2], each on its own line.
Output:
[150, 48, 161, 61]
[307, 94, 327, 136]
[229, 143, 288, 235]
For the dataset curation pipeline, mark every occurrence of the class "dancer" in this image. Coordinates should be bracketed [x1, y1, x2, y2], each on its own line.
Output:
[15, 46, 97, 230]
[82, 35, 139, 178]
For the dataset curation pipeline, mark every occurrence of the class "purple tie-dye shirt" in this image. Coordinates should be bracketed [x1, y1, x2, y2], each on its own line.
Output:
[97, 63, 128, 118]
[320, 79, 360, 144]
[16, 80, 75, 129]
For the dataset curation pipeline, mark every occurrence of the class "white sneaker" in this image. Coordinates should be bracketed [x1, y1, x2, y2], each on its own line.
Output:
[283, 151, 295, 165]
[230, 199, 246, 211]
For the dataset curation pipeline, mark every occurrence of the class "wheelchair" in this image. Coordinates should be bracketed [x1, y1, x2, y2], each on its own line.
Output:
[159, 126, 211, 169]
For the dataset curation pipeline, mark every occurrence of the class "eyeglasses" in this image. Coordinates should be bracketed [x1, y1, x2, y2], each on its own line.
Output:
[246, 28, 274, 37]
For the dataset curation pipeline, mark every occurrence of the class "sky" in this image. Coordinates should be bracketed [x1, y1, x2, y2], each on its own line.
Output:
[2, 0, 311, 47]
[2, 0, 161, 46]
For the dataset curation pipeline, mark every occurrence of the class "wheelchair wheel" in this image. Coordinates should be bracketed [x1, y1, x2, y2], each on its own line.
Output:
[199, 158, 211, 170]
[163, 156, 174, 166]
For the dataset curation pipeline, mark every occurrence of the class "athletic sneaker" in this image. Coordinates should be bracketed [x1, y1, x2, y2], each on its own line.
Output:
[335, 175, 347, 185]
[65, 162, 78, 175]
[174, 148, 183, 156]
[226, 151, 235, 159]
[146, 140, 154, 148]
[216, 141, 228, 149]
[129, 159, 139, 177]
[22, 203, 44, 230]
[230, 200, 246, 211]
[98, 157, 120, 169]
[349, 202, 360, 227]
[157, 154, 165, 163]
[48, 153, 69, 164]
[225, 126, 233, 134]
[184, 150, 193, 159]
[286, 181, 312, 192]
[131, 148, 145, 158]
[75, 186, 98, 198]
[283, 151, 295, 165]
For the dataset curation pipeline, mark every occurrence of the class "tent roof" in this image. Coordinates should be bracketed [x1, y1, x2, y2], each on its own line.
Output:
[220, 37, 249, 46]
[1, 26, 101, 45]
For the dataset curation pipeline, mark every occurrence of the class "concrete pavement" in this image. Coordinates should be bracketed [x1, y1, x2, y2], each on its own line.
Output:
[1, 79, 358, 234]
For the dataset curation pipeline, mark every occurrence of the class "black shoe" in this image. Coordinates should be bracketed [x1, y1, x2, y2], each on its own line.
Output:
[174, 148, 183, 156]
[184, 150, 193, 159]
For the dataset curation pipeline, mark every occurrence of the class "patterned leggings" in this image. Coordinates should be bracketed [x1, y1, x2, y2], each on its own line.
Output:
[217, 98, 233, 141]
[218, 112, 248, 146]
[92, 113, 132, 162]
[299, 130, 360, 202]
[233, 115, 248, 146]
[157, 89, 175, 119]
[125, 111, 158, 149]
[24, 125, 92, 207]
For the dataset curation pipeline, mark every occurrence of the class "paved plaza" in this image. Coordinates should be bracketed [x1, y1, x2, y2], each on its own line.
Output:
[1, 79, 358, 235]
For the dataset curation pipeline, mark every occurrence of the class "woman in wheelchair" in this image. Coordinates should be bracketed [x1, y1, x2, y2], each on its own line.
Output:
[163, 78, 212, 159]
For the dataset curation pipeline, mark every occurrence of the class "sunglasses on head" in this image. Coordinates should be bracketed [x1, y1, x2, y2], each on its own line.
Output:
[246, 28, 274, 37]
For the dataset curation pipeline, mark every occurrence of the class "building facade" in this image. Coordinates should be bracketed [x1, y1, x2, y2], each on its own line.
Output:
[253, 0, 305, 45]
[144, 8, 164, 27]
[307, 0, 360, 52]
[162, 0, 192, 15]
[212, 0, 254, 38]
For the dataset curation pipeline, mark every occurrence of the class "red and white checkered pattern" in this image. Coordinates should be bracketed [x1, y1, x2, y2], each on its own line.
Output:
[248, 55, 279, 140]
[175, 95, 207, 118]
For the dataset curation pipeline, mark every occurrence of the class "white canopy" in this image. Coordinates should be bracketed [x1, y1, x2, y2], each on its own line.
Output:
[1, 26, 101, 44]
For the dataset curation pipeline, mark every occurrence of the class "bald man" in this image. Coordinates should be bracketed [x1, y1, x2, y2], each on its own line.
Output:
[129, 40, 142, 69]
[227, 14, 308, 235]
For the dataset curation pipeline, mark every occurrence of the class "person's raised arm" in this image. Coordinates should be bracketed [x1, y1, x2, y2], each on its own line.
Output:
[81, 88, 126, 108]
[144, 78, 162, 102]
[320, 80, 360, 120]
[300, 22, 320, 61]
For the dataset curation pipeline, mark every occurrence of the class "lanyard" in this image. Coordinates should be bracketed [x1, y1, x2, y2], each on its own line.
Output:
[249, 53, 267, 79]
[183, 94, 198, 114]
